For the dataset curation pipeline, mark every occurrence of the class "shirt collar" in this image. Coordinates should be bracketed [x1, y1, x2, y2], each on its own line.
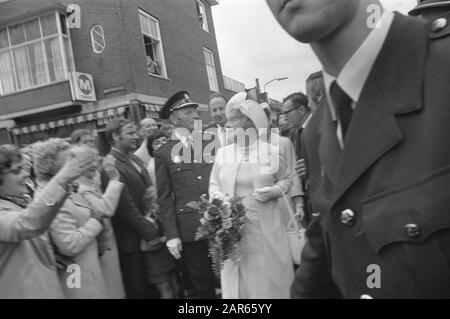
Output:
[323, 10, 394, 121]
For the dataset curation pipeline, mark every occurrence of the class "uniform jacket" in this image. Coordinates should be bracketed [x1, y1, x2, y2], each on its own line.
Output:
[293, 12, 450, 299]
[155, 136, 214, 242]
[0, 180, 67, 299]
[101, 149, 158, 254]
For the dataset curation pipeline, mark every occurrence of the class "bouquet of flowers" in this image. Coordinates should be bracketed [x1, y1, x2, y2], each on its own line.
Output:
[189, 196, 247, 277]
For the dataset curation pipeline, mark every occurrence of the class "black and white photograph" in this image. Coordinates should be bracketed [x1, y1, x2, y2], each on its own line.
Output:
[1, 0, 450, 302]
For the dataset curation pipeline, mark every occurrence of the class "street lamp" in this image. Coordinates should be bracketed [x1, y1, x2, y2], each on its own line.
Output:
[263, 77, 288, 92]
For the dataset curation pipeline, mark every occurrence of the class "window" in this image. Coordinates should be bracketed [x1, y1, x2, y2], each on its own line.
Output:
[139, 10, 167, 78]
[196, 0, 209, 32]
[203, 47, 218, 92]
[0, 12, 75, 96]
[90, 25, 105, 54]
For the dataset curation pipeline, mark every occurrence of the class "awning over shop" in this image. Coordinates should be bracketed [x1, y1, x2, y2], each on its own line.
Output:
[11, 106, 128, 136]
[10, 103, 163, 136]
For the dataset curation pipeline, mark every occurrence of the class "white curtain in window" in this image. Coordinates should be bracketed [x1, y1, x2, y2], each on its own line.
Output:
[13, 46, 32, 90]
[32, 42, 48, 85]
[64, 38, 75, 72]
[50, 38, 64, 81]
[0, 51, 15, 94]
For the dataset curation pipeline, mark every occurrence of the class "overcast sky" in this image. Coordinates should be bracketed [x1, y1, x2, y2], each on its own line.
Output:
[212, 0, 418, 101]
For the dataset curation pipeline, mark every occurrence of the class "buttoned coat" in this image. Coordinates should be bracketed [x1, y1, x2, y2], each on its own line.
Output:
[78, 179, 125, 299]
[49, 192, 106, 299]
[292, 12, 450, 299]
[155, 137, 214, 242]
[209, 141, 294, 298]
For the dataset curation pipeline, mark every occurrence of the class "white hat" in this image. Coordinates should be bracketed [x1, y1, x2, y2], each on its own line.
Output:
[225, 93, 269, 130]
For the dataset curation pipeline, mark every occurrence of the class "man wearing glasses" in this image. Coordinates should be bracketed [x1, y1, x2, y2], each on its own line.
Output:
[281, 92, 311, 224]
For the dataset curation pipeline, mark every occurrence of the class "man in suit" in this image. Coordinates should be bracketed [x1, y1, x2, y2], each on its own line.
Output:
[155, 91, 216, 299]
[103, 119, 159, 299]
[204, 93, 227, 149]
[283, 92, 311, 160]
[409, 0, 450, 21]
[282, 92, 311, 224]
[293, 73, 326, 224]
[266, 0, 450, 298]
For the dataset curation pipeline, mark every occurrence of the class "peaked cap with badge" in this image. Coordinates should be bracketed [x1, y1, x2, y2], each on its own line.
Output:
[160, 91, 199, 120]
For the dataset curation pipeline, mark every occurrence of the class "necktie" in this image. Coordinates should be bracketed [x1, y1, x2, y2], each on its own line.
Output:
[330, 81, 353, 139]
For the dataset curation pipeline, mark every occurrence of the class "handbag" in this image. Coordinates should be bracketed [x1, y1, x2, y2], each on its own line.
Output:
[281, 193, 306, 265]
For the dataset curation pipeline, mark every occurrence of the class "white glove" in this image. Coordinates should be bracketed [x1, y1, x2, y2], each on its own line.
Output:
[166, 237, 182, 259]
[254, 185, 283, 202]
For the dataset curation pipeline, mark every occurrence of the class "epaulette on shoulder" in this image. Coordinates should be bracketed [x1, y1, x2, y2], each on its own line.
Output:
[428, 12, 450, 39]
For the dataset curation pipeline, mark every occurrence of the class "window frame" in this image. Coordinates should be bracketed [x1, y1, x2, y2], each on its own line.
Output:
[138, 9, 168, 79]
[196, 0, 209, 33]
[0, 11, 75, 97]
[203, 47, 219, 92]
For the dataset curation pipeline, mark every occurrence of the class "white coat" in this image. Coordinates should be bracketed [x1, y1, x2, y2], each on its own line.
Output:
[209, 141, 295, 298]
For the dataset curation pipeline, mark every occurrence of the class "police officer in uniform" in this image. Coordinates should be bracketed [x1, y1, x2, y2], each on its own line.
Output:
[409, 0, 450, 21]
[266, 0, 450, 298]
[155, 91, 216, 299]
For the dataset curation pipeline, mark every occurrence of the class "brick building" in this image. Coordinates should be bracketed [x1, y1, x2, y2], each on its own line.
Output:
[0, 0, 244, 150]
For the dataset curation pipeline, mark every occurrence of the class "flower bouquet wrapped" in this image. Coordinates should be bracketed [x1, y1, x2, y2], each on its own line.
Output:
[189, 196, 247, 277]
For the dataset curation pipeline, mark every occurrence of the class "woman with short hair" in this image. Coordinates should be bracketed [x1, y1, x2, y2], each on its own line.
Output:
[33, 139, 108, 299]
[75, 146, 126, 299]
[0, 143, 95, 298]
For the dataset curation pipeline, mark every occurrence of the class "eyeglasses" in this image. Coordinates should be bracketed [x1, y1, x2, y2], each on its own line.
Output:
[280, 105, 307, 116]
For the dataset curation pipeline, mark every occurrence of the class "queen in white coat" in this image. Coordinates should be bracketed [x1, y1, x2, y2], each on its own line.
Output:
[209, 93, 295, 299]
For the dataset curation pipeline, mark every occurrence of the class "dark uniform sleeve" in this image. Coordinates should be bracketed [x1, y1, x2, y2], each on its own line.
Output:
[101, 171, 158, 241]
[154, 148, 179, 240]
[291, 133, 341, 299]
[291, 218, 341, 298]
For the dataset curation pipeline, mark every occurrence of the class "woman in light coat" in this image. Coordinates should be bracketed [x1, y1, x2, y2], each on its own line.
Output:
[0, 144, 95, 298]
[76, 150, 126, 299]
[33, 139, 107, 299]
[209, 94, 295, 299]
